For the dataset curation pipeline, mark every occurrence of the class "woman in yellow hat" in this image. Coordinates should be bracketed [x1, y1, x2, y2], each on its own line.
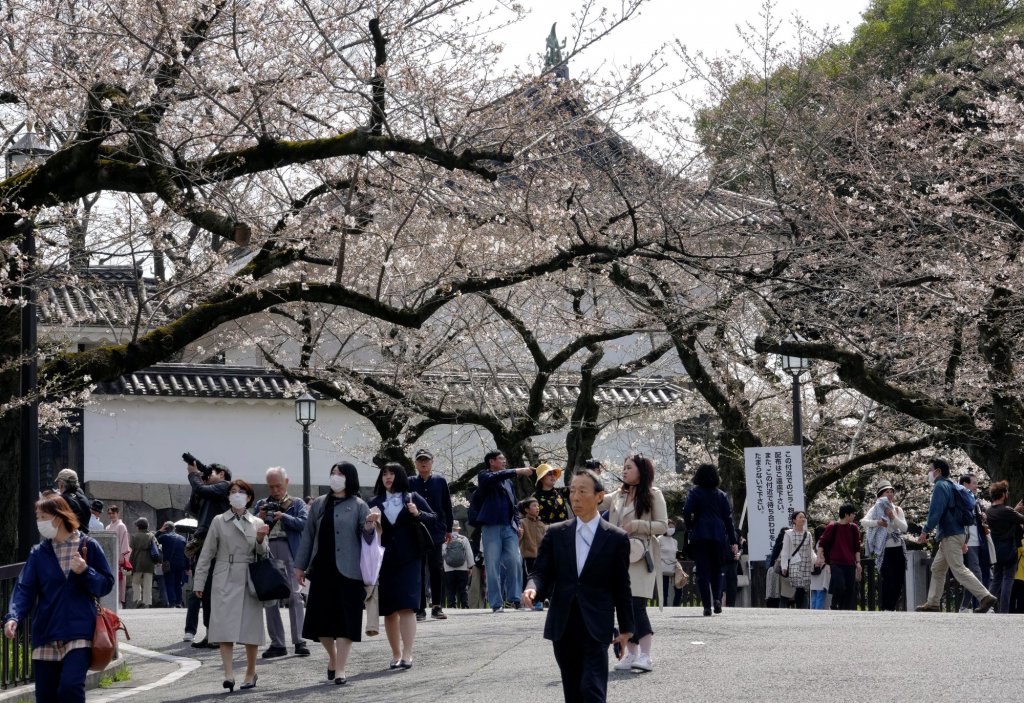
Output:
[533, 464, 572, 524]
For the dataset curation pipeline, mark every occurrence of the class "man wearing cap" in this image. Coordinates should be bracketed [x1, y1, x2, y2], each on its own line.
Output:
[88, 500, 105, 533]
[534, 464, 572, 525]
[442, 520, 474, 609]
[55, 468, 93, 534]
[157, 521, 189, 608]
[409, 449, 454, 621]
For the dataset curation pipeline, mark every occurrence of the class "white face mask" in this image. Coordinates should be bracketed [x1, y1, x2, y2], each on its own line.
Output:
[37, 518, 58, 540]
[329, 475, 346, 493]
[229, 493, 249, 510]
[927, 470, 936, 485]
[666, 527, 675, 536]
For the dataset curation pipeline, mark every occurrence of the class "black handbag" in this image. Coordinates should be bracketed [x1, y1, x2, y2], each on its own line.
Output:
[248, 555, 292, 602]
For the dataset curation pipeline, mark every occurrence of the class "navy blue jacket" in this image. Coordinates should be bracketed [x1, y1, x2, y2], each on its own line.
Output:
[157, 530, 188, 571]
[187, 474, 231, 537]
[367, 493, 437, 566]
[252, 495, 308, 557]
[408, 474, 453, 541]
[476, 469, 521, 529]
[4, 534, 114, 647]
[683, 486, 738, 546]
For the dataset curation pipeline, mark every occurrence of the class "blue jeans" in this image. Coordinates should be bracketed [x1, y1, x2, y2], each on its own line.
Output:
[481, 524, 522, 609]
[34, 647, 91, 703]
[992, 559, 1016, 613]
[811, 589, 827, 610]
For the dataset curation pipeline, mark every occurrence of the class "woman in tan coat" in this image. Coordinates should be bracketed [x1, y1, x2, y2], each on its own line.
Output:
[194, 480, 269, 692]
[606, 454, 667, 673]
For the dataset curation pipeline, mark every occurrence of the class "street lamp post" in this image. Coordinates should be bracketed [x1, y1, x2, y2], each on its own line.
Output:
[294, 393, 317, 501]
[6, 127, 52, 559]
[780, 332, 811, 448]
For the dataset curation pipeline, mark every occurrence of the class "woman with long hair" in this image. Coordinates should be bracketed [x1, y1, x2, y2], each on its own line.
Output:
[295, 462, 373, 685]
[3, 495, 114, 703]
[193, 480, 269, 691]
[607, 454, 667, 673]
[368, 463, 436, 669]
[683, 463, 739, 617]
[779, 510, 814, 608]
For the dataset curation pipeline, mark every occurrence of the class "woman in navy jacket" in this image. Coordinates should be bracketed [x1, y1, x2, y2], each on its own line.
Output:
[683, 464, 739, 616]
[367, 463, 436, 670]
[3, 494, 114, 703]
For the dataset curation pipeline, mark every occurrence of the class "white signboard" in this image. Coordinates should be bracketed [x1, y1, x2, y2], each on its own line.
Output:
[743, 446, 805, 562]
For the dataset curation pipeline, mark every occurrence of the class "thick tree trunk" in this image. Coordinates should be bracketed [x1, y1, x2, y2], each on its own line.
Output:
[0, 299, 22, 564]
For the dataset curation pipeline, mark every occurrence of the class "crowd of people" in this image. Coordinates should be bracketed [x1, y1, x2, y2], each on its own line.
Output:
[7, 453, 1024, 702]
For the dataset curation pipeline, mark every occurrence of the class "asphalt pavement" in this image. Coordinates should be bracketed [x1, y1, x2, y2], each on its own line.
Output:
[47, 605, 1024, 702]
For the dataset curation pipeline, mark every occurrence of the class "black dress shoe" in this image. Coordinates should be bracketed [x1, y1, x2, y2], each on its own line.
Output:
[327, 668, 335, 682]
[399, 660, 413, 669]
[294, 643, 311, 657]
[703, 609, 712, 616]
[335, 677, 347, 685]
[223, 679, 235, 692]
[261, 646, 287, 659]
[192, 638, 210, 649]
[713, 600, 723, 614]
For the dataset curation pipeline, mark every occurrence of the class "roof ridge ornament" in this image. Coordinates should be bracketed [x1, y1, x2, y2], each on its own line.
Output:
[544, 23, 568, 79]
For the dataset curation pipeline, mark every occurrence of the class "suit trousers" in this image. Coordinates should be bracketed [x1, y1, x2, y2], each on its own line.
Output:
[419, 541, 445, 611]
[265, 538, 306, 646]
[551, 599, 609, 703]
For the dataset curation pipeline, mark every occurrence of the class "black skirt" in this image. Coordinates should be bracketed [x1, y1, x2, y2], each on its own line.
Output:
[301, 495, 365, 640]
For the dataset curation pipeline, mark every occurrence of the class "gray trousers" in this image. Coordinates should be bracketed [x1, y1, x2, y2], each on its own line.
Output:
[265, 539, 305, 647]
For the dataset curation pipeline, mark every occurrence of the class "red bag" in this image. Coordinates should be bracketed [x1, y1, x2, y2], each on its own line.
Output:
[80, 541, 130, 670]
[120, 555, 133, 572]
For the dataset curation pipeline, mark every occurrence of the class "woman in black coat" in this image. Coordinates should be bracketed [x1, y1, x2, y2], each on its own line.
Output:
[683, 463, 739, 616]
[367, 463, 436, 669]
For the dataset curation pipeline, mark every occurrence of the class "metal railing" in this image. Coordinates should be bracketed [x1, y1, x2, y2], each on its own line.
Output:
[0, 561, 32, 690]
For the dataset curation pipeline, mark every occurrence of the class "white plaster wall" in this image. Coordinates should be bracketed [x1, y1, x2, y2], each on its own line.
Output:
[84, 398, 679, 489]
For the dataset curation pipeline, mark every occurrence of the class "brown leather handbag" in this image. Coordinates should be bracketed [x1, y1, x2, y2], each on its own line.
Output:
[80, 541, 130, 670]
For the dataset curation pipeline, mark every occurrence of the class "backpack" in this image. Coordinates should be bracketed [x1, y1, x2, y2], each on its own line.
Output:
[950, 482, 977, 528]
[444, 537, 468, 568]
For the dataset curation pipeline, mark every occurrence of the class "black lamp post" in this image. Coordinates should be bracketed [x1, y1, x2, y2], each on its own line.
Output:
[6, 127, 52, 559]
[294, 393, 317, 500]
[780, 332, 811, 448]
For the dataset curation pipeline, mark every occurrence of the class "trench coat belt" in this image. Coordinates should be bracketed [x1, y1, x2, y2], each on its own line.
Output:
[227, 555, 255, 564]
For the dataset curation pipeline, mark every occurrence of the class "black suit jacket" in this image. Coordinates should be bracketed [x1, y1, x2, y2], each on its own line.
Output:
[527, 517, 634, 643]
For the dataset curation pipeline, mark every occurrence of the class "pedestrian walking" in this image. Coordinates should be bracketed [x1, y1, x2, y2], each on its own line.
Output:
[129, 517, 159, 609]
[779, 510, 814, 608]
[442, 520, 474, 609]
[193, 480, 270, 691]
[816, 504, 862, 610]
[409, 449, 454, 621]
[368, 463, 437, 670]
[984, 479, 1024, 613]
[253, 466, 311, 658]
[860, 481, 908, 611]
[915, 458, 996, 613]
[683, 463, 739, 617]
[3, 494, 114, 703]
[295, 462, 372, 685]
[105, 504, 131, 607]
[156, 521, 188, 607]
[608, 454, 668, 672]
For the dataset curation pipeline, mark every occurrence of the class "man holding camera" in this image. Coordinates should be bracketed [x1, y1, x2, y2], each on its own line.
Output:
[184, 456, 231, 646]
[253, 466, 310, 658]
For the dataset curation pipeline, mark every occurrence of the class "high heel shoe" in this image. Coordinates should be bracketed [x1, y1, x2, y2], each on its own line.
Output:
[222, 679, 235, 692]
[327, 668, 336, 682]
[239, 674, 258, 690]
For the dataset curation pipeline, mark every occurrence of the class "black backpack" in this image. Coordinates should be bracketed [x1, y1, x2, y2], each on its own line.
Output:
[444, 537, 468, 567]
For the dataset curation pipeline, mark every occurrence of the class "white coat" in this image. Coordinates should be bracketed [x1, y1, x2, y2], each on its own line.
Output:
[606, 486, 668, 600]
[193, 510, 268, 645]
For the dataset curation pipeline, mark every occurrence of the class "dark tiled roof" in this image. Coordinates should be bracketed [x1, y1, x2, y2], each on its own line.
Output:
[93, 363, 686, 407]
[38, 266, 163, 326]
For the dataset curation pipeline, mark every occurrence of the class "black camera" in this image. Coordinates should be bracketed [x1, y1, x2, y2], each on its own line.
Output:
[262, 500, 283, 522]
[182, 452, 212, 480]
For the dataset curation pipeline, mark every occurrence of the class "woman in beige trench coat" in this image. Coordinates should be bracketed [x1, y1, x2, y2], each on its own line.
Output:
[194, 479, 269, 692]
[605, 455, 667, 673]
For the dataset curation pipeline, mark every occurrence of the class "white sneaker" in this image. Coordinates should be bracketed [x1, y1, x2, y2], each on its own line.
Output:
[183, 632, 194, 642]
[632, 653, 654, 672]
[958, 607, 970, 613]
[613, 653, 636, 671]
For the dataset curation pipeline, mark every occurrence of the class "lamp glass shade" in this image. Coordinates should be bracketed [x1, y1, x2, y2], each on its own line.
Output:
[294, 392, 317, 426]
[780, 332, 811, 374]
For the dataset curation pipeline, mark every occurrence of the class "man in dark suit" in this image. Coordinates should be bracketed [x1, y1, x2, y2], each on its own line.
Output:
[522, 470, 633, 703]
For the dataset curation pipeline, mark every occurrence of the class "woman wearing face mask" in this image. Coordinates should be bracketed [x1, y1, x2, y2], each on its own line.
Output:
[368, 463, 436, 670]
[3, 494, 114, 703]
[193, 480, 270, 692]
[657, 519, 683, 606]
[294, 462, 374, 685]
[607, 454, 667, 673]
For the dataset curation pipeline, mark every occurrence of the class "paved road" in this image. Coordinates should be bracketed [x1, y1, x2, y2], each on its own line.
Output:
[79, 606, 1024, 702]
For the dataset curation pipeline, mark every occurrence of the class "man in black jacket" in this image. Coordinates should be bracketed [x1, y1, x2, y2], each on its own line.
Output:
[55, 469, 92, 534]
[522, 470, 632, 703]
[184, 459, 231, 646]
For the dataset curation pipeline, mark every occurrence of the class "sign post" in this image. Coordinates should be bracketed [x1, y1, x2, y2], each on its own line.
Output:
[743, 446, 805, 563]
